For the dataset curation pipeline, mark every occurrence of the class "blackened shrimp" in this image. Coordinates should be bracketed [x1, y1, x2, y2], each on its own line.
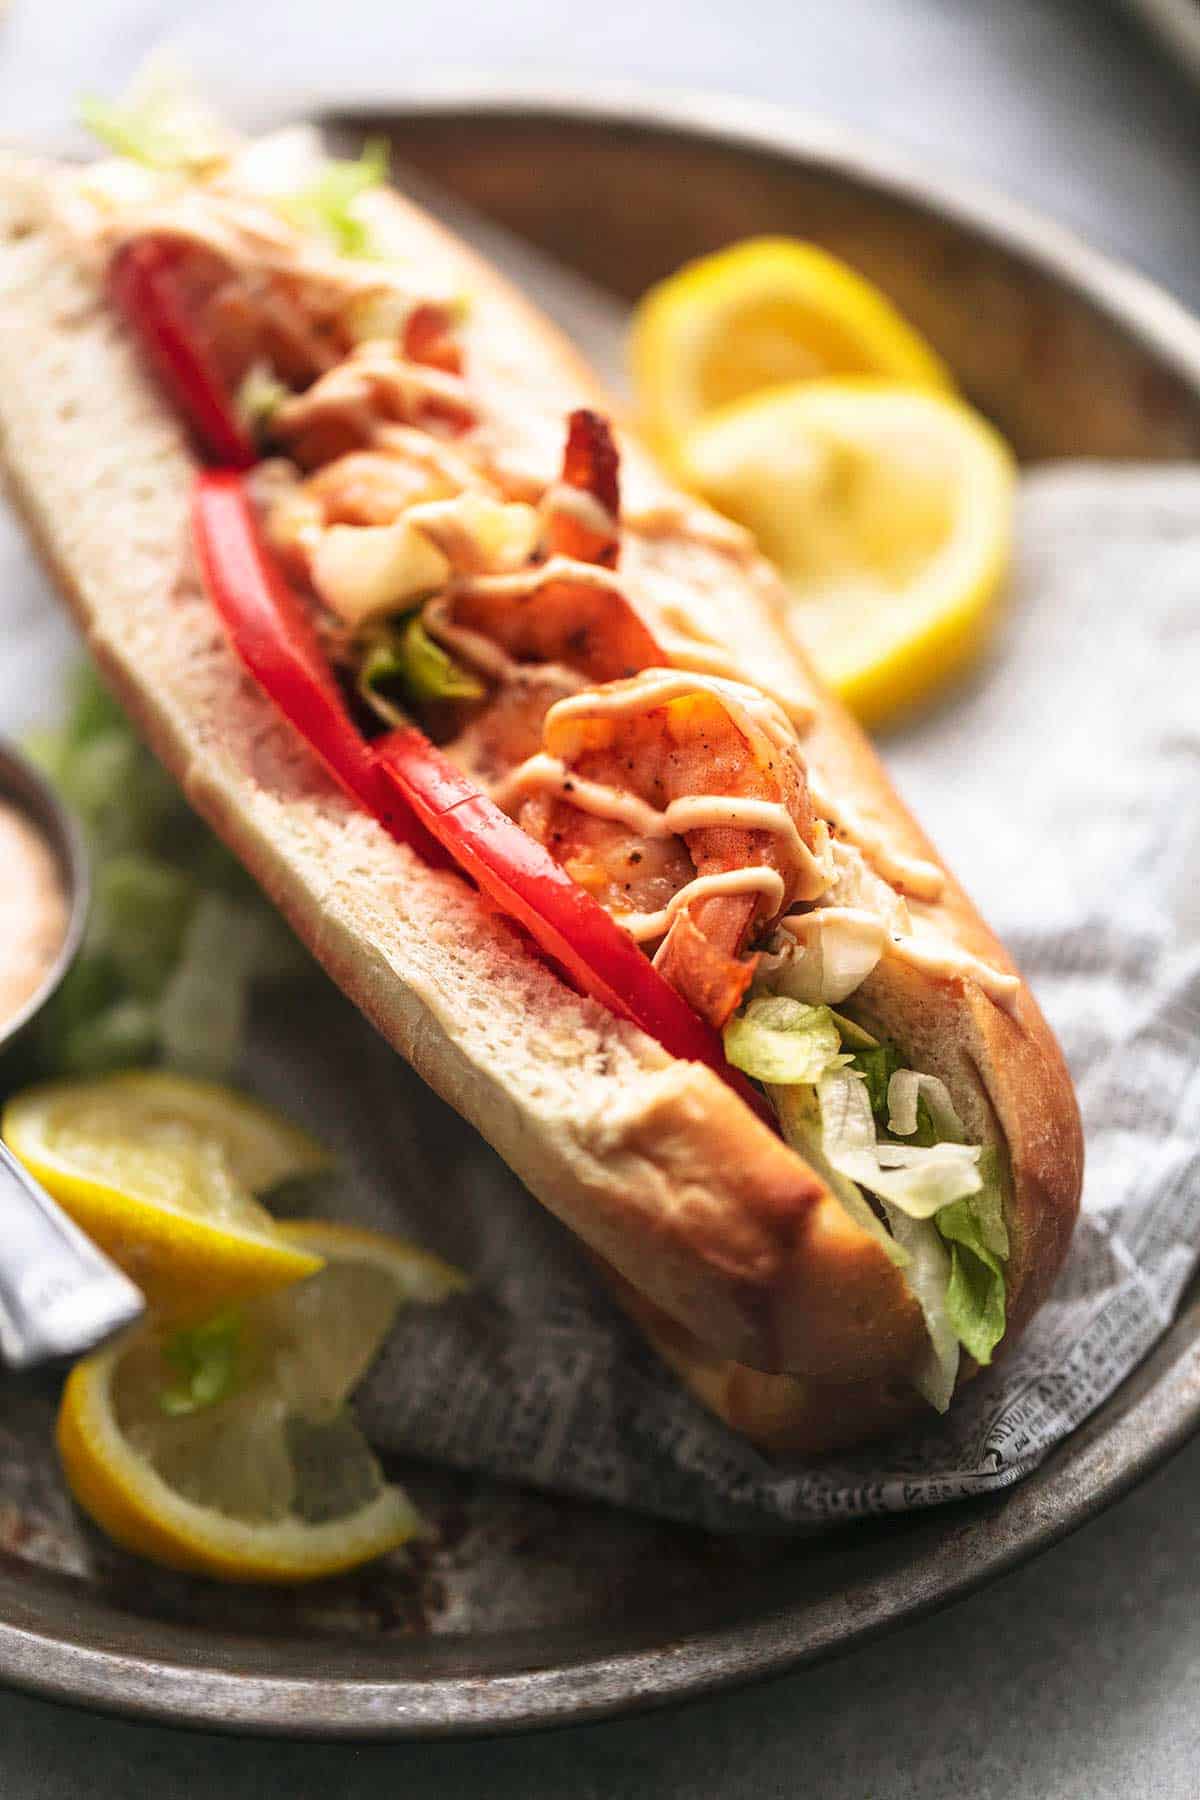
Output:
[501, 673, 822, 1030]
[543, 408, 620, 566]
[448, 409, 657, 685]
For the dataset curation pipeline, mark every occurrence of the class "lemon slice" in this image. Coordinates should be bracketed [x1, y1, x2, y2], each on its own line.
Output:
[630, 237, 950, 470]
[56, 1220, 466, 1583]
[2, 1072, 331, 1313]
[680, 379, 1016, 726]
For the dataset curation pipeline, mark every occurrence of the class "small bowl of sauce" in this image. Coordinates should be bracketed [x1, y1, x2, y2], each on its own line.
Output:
[0, 740, 88, 1058]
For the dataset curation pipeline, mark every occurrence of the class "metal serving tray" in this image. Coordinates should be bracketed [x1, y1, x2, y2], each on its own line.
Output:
[3, 86, 1200, 1740]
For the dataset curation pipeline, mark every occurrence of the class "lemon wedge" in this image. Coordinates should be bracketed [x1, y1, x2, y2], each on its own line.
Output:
[2, 1072, 331, 1313]
[630, 237, 951, 470]
[56, 1219, 466, 1583]
[679, 379, 1016, 726]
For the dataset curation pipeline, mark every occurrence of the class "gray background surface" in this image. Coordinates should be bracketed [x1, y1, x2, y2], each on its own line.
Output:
[2, 0, 1199, 1793]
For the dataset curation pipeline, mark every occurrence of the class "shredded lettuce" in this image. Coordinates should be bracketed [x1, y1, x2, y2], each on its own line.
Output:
[828, 1009, 878, 1051]
[887, 1069, 965, 1143]
[848, 1040, 903, 1122]
[724, 997, 848, 1087]
[93, 853, 196, 999]
[740, 981, 1010, 1382]
[79, 63, 233, 173]
[770, 1082, 909, 1271]
[773, 1081, 960, 1412]
[26, 663, 300, 1081]
[358, 617, 484, 724]
[816, 1068, 982, 1220]
[279, 139, 390, 258]
[158, 894, 259, 1079]
[937, 1156, 1008, 1365]
[756, 909, 885, 1005]
[845, 1043, 939, 1146]
[879, 1203, 960, 1412]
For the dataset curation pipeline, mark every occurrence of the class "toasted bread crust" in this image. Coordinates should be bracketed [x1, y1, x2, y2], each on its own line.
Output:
[0, 151, 1082, 1438]
[610, 1271, 927, 1453]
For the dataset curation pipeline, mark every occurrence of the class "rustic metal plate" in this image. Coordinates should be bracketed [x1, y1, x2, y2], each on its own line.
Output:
[2, 86, 1200, 1740]
[1124, 0, 1200, 84]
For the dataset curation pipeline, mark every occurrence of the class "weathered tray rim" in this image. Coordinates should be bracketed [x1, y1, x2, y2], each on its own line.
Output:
[2, 81, 1199, 1739]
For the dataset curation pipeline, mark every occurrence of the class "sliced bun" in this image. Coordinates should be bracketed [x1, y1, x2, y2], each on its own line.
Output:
[0, 152, 1082, 1445]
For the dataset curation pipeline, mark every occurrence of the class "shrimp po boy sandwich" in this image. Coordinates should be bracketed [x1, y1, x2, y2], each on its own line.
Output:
[0, 91, 1082, 1451]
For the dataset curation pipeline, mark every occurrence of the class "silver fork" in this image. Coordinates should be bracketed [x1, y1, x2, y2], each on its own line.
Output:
[0, 1140, 144, 1368]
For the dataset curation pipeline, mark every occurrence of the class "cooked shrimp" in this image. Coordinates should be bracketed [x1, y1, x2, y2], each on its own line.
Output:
[261, 441, 468, 583]
[273, 336, 475, 467]
[136, 234, 348, 396]
[505, 675, 819, 1029]
[448, 563, 662, 686]
[123, 226, 471, 463]
[448, 409, 657, 684]
[301, 449, 459, 526]
[544, 408, 620, 567]
[435, 409, 664, 785]
[438, 666, 583, 789]
[402, 302, 465, 377]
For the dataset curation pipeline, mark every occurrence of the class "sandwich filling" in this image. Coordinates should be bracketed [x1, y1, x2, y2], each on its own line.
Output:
[65, 84, 1017, 1408]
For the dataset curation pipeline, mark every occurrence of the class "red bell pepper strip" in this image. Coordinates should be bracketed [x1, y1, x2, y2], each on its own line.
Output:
[110, 237, 257, 469]
[191, 472, 431, 853]
[375, 726, 776, 1122]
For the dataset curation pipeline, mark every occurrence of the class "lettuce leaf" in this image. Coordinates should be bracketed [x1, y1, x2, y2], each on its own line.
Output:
[938, 1206, 1006, 1364]
[886, 1068, 966, 1144]
[79, 64, 232, 172]
[724, 997, 848, 1086]
[935, 1151, 1008, 1365]
[755, 909, 884, 1004]
[279, 139, 389, 258]
[849, 1040, 903, 1121]
[879, 1202, 960, 1411]
[734, 982, 1010, 1379]
[358, 616, 484, 724]
[770, 1082, 908, 1270]
[817, 1068, 982, 1219]
[27, 663, 299, 1080]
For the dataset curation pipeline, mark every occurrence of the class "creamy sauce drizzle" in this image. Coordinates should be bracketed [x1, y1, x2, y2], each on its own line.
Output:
[630, 868, 786, 947]
[88, 186, 437, 318]
[374, 425, 486, 492]
[803, 766, 945, 900]
[421, 595, 587, 694]
[780, 904, 1020, 1017]
[275, 345, 471, 443]
[0, 802, 68, 1028]
[887, 934, 1021, 1017]
[449, 554, 626, 606]
[404, 496, 537, 573]
[626, 500, 756, 559]
[541, 482, 618, 541]
[545, 666, 801, 754]
[653, 629, 816, 733]
[495, 754, 807, 860]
